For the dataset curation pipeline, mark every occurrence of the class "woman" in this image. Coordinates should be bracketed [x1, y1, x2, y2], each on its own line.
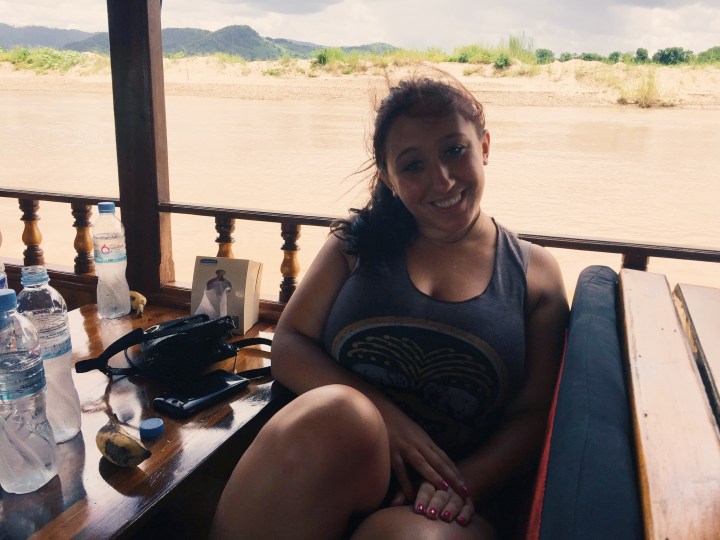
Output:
[211, 70, 568, 539]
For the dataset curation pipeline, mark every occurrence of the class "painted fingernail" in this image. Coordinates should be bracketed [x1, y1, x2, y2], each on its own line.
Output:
[441, 510, 452, 522]
[415, 503, 425, 514]
[457, 516, 467, 526]
[428, 507, 438, 519]
[439, 479, 449, 490]
[460, 484, 471, 497]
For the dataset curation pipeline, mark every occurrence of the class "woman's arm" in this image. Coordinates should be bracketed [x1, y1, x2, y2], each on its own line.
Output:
[272, 234, 469, 501]
[456, 243, 569, 503]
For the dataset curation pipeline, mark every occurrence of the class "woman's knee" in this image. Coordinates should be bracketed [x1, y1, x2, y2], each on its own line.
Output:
[259, 384, 390, 470]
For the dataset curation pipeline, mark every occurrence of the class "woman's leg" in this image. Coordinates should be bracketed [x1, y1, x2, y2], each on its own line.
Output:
[210, 384, 391, 540]
[350, 506, 498, 540]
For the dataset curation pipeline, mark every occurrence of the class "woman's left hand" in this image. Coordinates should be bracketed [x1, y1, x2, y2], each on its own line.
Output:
[412, 481, 475, 526]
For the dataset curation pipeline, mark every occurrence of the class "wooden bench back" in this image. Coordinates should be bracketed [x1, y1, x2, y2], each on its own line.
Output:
[619, 269, 720, 540]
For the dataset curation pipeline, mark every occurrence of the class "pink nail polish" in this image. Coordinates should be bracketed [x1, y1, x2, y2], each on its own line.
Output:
[428, 507, 438, 519]
[460, 484, 471, 497]
[416, 503, 425, 514]
[441, 510, 452, 522]
[439, 479, 449, 490]
[457, 516, 467, 526]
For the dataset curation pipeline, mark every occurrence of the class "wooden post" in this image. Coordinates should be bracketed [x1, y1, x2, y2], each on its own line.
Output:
[107, 0, 174, 299]
[19, 198, 44, 266]
[71, 202, 94, 274]
[280, 223, 301, 302]
[215, 216, 236, 258]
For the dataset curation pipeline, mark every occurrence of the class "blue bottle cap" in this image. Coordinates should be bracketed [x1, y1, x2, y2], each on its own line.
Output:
[140, 417, 164, 439]
[0, 289, 17, 312]
[98, 202, 116, 213]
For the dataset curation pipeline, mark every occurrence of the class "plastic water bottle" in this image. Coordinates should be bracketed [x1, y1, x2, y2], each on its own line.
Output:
[92, 202, 131, 319]
[17, 266, 82, 443]
[0, 288, 58, 494]
[0, 262, 7, 289]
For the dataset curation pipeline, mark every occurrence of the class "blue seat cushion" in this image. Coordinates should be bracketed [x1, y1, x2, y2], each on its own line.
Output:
[534, 265, 642, 540]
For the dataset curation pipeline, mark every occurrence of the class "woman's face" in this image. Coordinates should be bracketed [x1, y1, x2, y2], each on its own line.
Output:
[383, 111, 490, 243]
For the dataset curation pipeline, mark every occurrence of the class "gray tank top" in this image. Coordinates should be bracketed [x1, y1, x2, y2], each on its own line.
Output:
[322, 220, 531, 457]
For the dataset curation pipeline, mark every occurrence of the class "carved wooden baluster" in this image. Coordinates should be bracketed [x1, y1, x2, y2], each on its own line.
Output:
[215, 216, 235, 258]
[19, 199, 44, 266]
[72, 203, 95, 274]
[280, 223, 301, 303]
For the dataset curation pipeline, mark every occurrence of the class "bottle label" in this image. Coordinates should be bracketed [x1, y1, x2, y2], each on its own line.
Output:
[94, 239, 127, 264]
[24, 313, 72, 360]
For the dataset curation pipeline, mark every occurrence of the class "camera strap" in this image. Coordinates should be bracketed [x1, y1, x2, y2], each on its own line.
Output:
[75, 315, 272, 380]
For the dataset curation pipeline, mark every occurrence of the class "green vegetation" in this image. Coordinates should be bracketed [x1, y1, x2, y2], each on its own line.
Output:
[0, 46, 85, 73]
[2, 39, 719, 109]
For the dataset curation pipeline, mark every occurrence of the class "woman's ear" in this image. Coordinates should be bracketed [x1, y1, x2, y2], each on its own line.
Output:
[379, 174, 396, 197]
[482, 131, 491, 165]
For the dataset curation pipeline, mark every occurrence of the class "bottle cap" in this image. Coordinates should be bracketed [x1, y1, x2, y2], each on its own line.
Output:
[98, 201, 116, 213]
[0, 289, 17, 312]
[140, 417, 165, 439]
[20, 265, 49, 287]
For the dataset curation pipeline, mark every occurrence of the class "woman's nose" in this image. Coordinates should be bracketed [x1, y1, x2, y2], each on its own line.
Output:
[430, 160, 453, 190]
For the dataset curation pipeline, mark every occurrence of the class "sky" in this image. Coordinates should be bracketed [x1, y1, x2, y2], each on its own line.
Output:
[1, 0, 719, 56]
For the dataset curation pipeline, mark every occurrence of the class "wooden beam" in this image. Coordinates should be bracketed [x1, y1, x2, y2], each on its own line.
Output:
[619, 269, 720, 539]
[107, 0, 175, 300]
[674, 283, 720, 424]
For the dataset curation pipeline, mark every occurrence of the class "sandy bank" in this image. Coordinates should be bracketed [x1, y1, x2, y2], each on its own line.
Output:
[1, 56, 720, 108]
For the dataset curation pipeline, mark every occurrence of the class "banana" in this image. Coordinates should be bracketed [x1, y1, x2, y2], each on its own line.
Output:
[96, 414, 152, 467]
[129, 290, 147, 318]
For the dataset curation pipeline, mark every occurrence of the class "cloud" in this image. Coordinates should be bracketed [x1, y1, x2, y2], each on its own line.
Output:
[1, 0, 718, 54]
[215, 0, 344, 15]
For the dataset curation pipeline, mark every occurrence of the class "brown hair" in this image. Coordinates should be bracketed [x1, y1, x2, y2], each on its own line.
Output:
[332, 69, 487, 264]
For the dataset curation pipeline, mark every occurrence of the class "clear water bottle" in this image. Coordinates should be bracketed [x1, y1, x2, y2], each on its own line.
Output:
[0, 288, 58, 494]
[92, 202, 131, 319]
[17, 266, 82, 443]
[0, 262, 7, 289]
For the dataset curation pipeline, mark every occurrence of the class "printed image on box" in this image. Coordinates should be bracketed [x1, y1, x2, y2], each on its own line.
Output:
[190, 257, 263, 334]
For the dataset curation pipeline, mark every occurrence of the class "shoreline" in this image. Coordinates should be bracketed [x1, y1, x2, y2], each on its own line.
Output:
[2, 57, 720, 108]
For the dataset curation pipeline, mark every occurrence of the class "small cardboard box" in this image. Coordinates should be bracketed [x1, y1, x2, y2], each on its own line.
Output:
[190, 256, 262, 334]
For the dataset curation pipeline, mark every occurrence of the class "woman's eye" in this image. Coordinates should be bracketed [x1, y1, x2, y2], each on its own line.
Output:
[446, 144, 465, 157]
[402, 160, 422, 172]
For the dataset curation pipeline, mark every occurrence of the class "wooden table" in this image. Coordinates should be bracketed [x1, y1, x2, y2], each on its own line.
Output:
[619, 269, 720, 540]
[0, 304, 285, 540]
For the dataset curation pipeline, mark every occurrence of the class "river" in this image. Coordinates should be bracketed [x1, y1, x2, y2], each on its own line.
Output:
[1, 88, 718, 299]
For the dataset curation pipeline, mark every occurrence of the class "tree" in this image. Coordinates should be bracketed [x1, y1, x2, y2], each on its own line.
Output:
[559, 52, 576, 62]
[652, 47, 693, 65]
[635, 48, 649, 63]
[697, 46, 720, 63]
[608, 51, 621, 63]
[535, 48, 555, 64]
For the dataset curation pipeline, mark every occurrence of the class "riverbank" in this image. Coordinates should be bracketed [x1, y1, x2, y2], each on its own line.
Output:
[2, 55, 720, 108]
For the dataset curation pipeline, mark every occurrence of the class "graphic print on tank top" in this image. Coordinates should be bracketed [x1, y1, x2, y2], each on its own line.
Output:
[331, 317, 509, 452]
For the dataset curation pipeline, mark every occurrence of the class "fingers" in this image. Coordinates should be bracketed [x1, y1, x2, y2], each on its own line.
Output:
[390, 454, 415, 503]
[408, 443, 469, 499]
[413, 482, 474, 525]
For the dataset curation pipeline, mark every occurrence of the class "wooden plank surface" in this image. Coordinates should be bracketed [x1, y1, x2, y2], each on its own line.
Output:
[619, 269, 720, 540]
[674, 282, 720, 423]
[0, 304, 280, 540]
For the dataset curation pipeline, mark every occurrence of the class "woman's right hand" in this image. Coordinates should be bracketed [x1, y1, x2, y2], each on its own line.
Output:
[380, 402, 470, 503]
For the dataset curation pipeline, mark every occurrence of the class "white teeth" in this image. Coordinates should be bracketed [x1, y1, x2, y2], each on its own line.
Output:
[433, 192, 462, 208]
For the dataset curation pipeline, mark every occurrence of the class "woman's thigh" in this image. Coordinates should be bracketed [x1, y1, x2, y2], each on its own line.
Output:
[350, 506, 498, 540]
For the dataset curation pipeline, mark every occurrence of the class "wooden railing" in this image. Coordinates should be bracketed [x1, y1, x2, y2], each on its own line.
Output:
[2, 188, 720, 320]
[3, 0, 719, 321]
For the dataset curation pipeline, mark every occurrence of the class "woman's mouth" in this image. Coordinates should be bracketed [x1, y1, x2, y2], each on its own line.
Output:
[432, 192, 462, 209]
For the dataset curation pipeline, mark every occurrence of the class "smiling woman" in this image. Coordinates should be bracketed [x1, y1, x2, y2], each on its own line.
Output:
[210, 69, 569, 540]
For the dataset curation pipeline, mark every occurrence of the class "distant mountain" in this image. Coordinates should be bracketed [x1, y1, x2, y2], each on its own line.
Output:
[0, 23, 397, 60]
[0, 23, 92, 49]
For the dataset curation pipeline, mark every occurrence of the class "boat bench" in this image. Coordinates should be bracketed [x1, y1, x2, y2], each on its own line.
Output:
[526, 266, 720, 540]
